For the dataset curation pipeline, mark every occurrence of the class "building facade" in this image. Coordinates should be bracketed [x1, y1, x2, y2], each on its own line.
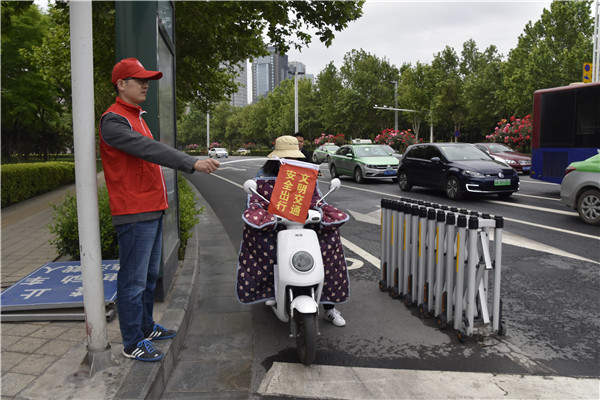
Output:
[252, 46, 289, 103]
[230, 62, 248, 107]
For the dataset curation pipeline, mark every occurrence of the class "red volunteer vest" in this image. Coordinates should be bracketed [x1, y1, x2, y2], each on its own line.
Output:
[99, 97, 168, 216]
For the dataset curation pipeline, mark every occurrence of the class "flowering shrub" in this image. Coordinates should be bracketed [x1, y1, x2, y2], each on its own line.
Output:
[186, 143, 199, 150]
[374, 129, 421, 153]
[209, 142, 222, 149]
[243, 142, 257, 150]
[486, 115, 532, 153]
[314, 133, 345, 146]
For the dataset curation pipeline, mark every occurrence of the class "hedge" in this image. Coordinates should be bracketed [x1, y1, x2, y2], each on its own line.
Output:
[49, 173, 203, 260]
[1, 162, 76, 208]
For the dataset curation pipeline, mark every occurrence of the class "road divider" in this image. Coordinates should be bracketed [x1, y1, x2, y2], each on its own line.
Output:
[380, 197, 506, 342]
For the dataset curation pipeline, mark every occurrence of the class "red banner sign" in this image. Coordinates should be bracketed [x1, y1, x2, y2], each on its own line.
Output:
[268, 161, 318, 223]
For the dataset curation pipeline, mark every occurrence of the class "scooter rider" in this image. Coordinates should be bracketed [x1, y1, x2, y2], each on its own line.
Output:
[236, 135, 349, 326]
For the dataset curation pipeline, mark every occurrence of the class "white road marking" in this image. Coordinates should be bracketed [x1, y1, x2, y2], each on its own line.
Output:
[513, 192, 561, 201]
[486, 199, 578, 216]
[341, 237, 380, 269]
[344, 257, 364, 270]
[503, 216, 599, 240]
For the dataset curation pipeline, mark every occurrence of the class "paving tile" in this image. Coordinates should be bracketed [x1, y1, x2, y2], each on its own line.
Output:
[28, 325, 69, 339]
[0, 372, 36, 397]
[6, 337, 47, 353]
[34, 338, 81, 357]
[0, 335, 22, 351]
[1, 351, 26, 371]
[0, 323, 44, 337]
[12, 353, 58, 375]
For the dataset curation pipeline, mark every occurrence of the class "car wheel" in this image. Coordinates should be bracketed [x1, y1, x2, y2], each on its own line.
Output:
[577, 188, 600, 225]
[354, 167, 364, 184]
[445, 175, 463, 200]
[398, 170, 412, 191]
[330, 164, 339, 178]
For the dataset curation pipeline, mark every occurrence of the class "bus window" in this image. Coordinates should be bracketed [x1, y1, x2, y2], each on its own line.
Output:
[531, 82, 600, 184]
[575, 87, 600, 147]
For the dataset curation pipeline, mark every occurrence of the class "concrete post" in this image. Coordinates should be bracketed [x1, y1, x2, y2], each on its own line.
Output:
[69, 0, 112, 375]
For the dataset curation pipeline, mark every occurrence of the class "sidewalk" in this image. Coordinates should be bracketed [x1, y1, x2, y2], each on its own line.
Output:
[1, 175, 251, 399]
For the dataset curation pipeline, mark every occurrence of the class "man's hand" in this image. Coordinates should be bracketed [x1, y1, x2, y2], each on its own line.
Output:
[193, 158, 220, 174]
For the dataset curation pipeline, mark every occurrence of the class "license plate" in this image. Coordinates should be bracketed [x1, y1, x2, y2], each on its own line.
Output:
[494, 179, 510, 186]
[384, 170, 395, 176]
[522, 166, 530, 172]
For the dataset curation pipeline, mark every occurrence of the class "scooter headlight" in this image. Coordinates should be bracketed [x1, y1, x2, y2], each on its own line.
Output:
[291, 251, 314, 272]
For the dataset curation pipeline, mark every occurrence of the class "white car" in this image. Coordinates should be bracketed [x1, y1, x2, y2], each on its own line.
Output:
[208, 148, 228, 158]
[235, 148, 250, 155]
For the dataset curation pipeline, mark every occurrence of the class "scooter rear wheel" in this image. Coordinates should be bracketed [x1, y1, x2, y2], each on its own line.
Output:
[296, 312, 317, 365]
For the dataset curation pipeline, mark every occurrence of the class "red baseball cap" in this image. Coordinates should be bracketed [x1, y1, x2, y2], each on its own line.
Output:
[111, 58, 163, 85]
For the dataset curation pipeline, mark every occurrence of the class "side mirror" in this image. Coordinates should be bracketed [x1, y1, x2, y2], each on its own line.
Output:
[243, 179, 257, 195]
[318, 178, 342, 205]
[430, 157, 441, 164]
[329, 178, 341, 192]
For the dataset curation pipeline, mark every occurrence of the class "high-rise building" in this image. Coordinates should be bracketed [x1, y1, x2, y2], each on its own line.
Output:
[252, 46, 288, 103]
[230, 62, 248, 107]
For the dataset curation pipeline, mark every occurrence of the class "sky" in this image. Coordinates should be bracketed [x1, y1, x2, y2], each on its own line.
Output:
[286, 0, 554, 77]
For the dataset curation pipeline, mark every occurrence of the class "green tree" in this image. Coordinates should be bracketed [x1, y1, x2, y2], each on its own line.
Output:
[500, 0, 594, 115]
[0, 2, 72, 161]
[397, 61, 434, 139]
[430, 46, 465, 141]
[339, 49, 399, 139]
[314, 62, 345, 135]
[174, 1, 364, 112]
[460, 40, 505, 142]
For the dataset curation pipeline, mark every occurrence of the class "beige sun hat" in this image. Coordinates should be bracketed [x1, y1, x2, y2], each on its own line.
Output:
[268, 135, 305, 159]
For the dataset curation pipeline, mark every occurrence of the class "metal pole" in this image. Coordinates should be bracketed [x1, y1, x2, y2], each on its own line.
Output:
[593, 0, 599, 83]
[69, 0, 111, 375]
[394, 81, 398, 131]
[206, 112, 210, 149]
[295, 62, 299, 133]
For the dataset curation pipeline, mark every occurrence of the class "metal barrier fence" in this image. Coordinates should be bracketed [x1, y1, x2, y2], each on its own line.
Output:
[379, 198, 506, 341]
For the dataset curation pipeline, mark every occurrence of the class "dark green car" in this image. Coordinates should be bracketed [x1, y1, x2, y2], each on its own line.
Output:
[328, 144, 399, 183]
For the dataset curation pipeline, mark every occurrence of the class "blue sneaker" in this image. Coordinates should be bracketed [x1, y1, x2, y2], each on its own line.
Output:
[145, 323, 177, 340]
[122, 339, 164, 362]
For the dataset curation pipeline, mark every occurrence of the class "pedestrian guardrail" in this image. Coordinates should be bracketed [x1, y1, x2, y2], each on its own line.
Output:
[379, 198, 506, 341]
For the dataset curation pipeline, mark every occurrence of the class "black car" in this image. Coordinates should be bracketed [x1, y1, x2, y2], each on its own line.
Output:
[398, 143, 519, 200]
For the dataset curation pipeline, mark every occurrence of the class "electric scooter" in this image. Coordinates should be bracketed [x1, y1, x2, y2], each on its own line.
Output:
[243, 178, 341, 365]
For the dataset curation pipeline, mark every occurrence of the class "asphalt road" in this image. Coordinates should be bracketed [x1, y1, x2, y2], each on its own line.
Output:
[185, 156, 600, 396]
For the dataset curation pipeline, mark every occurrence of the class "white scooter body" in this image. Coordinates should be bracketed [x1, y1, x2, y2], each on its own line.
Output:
[272, 210, 325, 324]
[243, 178, 341, 365]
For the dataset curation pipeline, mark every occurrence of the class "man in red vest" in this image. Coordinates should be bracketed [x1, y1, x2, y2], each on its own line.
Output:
[99, 58, 220, 362]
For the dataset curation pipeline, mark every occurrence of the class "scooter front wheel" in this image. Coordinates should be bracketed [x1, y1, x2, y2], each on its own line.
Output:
[295, 312, 317, 365]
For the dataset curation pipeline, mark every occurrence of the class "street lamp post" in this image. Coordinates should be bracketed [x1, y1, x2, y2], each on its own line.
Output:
[290, 62, 305, 133]
[393, 80, 398, 131]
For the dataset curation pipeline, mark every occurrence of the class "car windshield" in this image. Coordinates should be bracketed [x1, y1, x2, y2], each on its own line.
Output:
[381, 145, 396, 154]
[487, 143, 514, 153]
[354, 145, 390, 157]
[441, 145, 491, 161]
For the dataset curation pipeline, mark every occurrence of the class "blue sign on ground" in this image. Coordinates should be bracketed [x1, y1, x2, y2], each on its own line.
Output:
[0, 260, 119, 312]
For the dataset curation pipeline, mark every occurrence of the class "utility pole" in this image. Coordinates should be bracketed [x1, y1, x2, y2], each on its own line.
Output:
[69, 0, 112, 375]
[393, 80, 398, 131]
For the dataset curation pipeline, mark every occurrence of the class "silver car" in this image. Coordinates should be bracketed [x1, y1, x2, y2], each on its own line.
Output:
[208, 148, 228, 158]
[560, 153, 600, 225]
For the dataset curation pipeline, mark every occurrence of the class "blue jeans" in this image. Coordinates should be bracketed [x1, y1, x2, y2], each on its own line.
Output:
[115, 217, 163, 351]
